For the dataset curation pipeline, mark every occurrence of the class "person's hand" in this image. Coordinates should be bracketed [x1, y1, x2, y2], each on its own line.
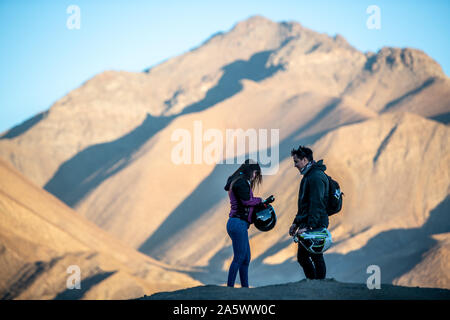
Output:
[295, 227, 307, 236]
[289, 224, 298, 236]
[264, 195, 275, 204]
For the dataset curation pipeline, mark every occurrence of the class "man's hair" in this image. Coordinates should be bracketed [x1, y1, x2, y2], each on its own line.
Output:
[291, 145, 313, 162]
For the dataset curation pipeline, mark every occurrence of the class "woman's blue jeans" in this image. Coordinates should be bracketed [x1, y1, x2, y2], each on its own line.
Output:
[226, 217, 250, 287]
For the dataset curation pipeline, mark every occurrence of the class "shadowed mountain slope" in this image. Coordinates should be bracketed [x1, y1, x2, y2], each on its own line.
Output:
[0, 159, 199, 299]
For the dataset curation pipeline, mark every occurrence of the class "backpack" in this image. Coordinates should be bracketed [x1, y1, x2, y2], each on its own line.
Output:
[325, 174, 343, 216]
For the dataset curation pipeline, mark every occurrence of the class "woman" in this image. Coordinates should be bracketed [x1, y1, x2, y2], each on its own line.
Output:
[223, 159, 264, 287]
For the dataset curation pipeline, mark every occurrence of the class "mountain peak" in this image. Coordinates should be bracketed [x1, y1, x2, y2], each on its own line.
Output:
[234, 15, 276, 29]
[365, 46, 445, 77]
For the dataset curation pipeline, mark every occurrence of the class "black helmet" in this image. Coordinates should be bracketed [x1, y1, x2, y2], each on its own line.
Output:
[253, 204, 277, 232]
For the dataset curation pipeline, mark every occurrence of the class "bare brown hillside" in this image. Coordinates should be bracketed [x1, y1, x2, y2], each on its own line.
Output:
[0, 159, 199, 299]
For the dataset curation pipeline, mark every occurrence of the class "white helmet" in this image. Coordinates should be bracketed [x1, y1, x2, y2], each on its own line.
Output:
[294, 228, 333, 254]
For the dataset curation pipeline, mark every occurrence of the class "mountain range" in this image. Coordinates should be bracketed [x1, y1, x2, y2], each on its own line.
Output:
[0, 16, 449, 298]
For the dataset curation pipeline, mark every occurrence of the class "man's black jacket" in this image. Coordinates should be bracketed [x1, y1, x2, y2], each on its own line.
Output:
[293, 160, 329, 229]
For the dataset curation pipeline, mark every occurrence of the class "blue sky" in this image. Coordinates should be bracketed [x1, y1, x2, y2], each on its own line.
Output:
[1, 0, 449, 133]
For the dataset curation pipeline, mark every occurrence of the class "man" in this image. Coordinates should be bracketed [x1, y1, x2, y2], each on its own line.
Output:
[289, 145, 329, 280]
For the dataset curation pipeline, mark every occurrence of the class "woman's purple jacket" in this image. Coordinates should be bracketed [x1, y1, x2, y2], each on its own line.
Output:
[224, 175, 262, 223]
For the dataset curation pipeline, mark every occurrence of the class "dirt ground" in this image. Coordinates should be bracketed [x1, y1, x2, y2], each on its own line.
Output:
[139, 278, 450, 300]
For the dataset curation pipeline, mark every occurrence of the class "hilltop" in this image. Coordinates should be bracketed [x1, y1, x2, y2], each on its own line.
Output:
[140, 279, 450, 300]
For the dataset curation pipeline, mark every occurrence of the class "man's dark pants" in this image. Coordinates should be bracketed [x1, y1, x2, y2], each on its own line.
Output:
[297, 243, 326, 279]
